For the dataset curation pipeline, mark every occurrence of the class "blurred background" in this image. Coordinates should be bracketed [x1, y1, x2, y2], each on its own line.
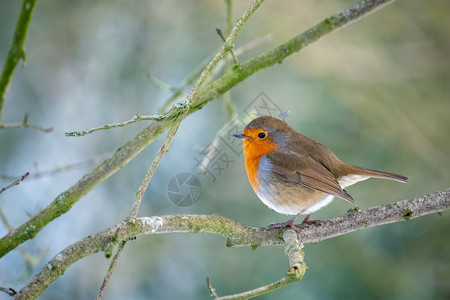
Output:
[0, 0, 449, 299]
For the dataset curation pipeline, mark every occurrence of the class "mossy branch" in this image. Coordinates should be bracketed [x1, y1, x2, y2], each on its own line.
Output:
[11, 189, 450, 299]
[0, 0, 38, 121]
[210, 230, 307, 300]
[0, 0, 396, 258]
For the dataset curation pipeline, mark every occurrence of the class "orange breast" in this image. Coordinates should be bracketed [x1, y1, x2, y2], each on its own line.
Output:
[245, 156, 262, 190]
[242, 128, 279, 191]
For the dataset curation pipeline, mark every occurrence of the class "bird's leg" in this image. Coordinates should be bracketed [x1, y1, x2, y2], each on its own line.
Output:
[301, 214, 320, 225]
[267, 211, 304, 236]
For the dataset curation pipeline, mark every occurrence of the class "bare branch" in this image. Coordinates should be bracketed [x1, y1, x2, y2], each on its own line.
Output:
[0, 0, 38, 120]
[0, 287, 17, 297]
[158, 32, 274, 114]
[212, 230, 307, 299]
[96, 241, 126, 300]
[93, 2, 266, 295]
[130, 120, 182, 218]
[206, 276, 219, 299]
[186, 0, 265, 103]
[0, 0, 398, 259]
[0, 172, 29, 195]
[216, 28, 238, 64]
[0, 114, 52, 132]
[0, 158, 101, 181]
[13, 189, 449, 299]
[146, 71, 178, 92]
[64, 114, 169, 137]
[0, 122, 53, 132]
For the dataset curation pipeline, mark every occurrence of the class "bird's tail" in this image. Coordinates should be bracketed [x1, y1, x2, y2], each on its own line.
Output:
[347, 165, 408, 183]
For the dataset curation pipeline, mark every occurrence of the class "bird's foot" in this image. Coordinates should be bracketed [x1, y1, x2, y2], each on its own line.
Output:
[301, 214, 320, 225]
[267, 217, 301, 237]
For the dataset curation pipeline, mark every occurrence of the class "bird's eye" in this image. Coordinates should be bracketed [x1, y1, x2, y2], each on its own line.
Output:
[258, 132, 266, 139]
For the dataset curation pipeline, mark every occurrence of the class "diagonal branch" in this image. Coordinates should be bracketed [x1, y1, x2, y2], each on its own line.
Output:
[0, 0, 397, 259]
[191, 0, 396, 110]
[95, 118, 184, 299]
[186, 0, 265, 103]
[0, 172, 29, 195]
[0, 0, 38, 120]
[12, 189, 449, 299]
[93, 2, 266, 297]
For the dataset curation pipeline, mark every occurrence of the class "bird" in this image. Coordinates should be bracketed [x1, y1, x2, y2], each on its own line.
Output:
[233, 115, 408, 232]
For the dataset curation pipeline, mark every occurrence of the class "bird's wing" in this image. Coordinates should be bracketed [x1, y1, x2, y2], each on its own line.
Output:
[268, 151, 354, 203]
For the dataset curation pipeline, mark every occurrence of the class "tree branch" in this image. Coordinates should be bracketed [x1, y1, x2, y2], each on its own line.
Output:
[94, 118, 184, 298]
[91, 2, 266, 297]
[192, 0, 396, 110]
[0, 172, 29, 195]
[0, 118, 53, 132]
[211, 230, 308, 300]
[12, 189, 449, 299]
[0, 0, 38, 120]
[64, 114, 169, 137]
[0, 0, 396, 259]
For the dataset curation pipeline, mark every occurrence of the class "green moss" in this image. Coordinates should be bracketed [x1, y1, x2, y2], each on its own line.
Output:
[352, 206, 362, 213]
[251, 243, 260, 251]
[322, 18, 334, 30]
[402, 207, 413, 220]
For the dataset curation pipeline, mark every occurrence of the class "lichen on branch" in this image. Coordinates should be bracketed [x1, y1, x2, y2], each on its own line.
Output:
[12, 189, 450, 299]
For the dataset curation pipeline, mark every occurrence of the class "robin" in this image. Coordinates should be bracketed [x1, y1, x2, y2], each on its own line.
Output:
[233, 115, 408, 232]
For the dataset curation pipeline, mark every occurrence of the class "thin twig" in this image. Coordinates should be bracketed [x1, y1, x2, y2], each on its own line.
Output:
[234, 33, 274, 56]
[97, 90, 185, 297]
[130, 118, 182, 218]
[0, 158, 101, 181]
[198, 1, 238, 175]
[65, 114, 168, 137]
[225, 0, 233, 35]
[0, 122, 53, 132]
[96, 241, 126, 300]
[92, 0, 246, 294]
[187, 0, 265, 103]
[158, 56, 212, 114]
[0, 172, 29, 195]
[0, 287, 17, 297]
[0, 207, 13, 232]
[158, 32, 273, 114]
[210, 229, 307, 299]
[192, 0, 397, 111]
[197, 95, 237, 174]
[206, 277, 219, 299]
[218, 278, 297, 300]
[96, 118, 183, 297]
[216, 28, 238, 64]
[0, 114, 52, 132]
[146, 71, 177, 92]
[0, 0, 38, 120]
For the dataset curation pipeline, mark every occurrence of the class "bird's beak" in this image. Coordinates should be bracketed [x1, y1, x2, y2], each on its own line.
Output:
[233, 133, 249, 139]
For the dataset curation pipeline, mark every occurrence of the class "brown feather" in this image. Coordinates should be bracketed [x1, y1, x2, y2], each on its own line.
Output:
[339, 165, 408, 183]
[268, 152, 355, 203]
